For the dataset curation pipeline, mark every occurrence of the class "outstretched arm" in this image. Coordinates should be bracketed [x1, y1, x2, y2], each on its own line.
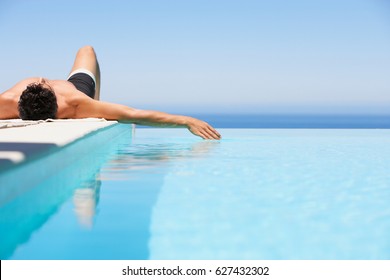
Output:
[78, 100, 221, 140]
[125, 109, 221, 140]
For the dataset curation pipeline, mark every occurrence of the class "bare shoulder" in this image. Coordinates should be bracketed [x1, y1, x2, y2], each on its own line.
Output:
[73, 97, 103, 118]
[52, 80, 94, 119]
[0, 91, 15, 105]
[51, 80, 91, 104]
[0, 78, 32, 104]
[0, 90, 19, 119]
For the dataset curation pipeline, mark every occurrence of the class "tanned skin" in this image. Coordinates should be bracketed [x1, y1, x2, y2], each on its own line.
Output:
[0, 46, 221, 140]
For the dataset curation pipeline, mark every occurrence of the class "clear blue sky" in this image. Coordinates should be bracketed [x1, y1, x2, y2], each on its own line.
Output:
[1, 0, 389, 114]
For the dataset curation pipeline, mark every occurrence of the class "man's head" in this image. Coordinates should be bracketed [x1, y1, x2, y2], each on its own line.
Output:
[18, 82, 58, 120]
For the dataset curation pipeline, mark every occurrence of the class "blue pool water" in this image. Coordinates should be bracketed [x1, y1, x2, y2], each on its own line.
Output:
[1, 125, 390, 259]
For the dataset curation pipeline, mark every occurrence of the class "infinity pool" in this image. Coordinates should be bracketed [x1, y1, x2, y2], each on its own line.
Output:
[1, 127, 390, 259]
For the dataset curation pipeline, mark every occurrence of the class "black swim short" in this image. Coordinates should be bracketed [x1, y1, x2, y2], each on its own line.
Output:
[67, 69, 96, 99]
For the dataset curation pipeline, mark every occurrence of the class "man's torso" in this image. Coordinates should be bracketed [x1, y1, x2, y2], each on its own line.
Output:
[0, 78, 91, 119]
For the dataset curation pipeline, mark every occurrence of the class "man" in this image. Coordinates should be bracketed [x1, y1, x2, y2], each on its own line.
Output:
[0, 46, 221, 140]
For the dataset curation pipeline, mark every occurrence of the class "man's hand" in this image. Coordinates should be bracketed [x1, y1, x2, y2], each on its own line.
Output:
[186, 117, 221, 140]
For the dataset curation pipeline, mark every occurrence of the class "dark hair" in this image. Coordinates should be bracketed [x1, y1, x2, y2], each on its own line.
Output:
[18, 83, 58, 120]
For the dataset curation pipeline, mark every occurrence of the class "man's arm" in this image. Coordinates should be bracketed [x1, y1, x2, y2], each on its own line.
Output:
[77, 100, 221, 140]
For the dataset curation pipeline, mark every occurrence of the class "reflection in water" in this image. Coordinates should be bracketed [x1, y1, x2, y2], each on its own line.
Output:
[73, 179, 101, 229]
[0, 127, 218, 259]
[101, 140, 219, 180]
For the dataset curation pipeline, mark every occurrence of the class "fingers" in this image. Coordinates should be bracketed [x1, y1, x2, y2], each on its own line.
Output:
[189, 127, 213, 140]
[200, 125, 221, 140]
[198, 131, 209, 140]
[187, 118, 222, 140]
[201, 122, 221, 140]
[206, 125, 221, 140]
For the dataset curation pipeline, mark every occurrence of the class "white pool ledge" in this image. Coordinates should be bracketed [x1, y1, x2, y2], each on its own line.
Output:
[0, 119, 117, 146]
[0, 119, 120, 172]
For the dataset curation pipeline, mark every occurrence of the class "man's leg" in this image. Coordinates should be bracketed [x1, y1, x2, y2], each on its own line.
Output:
[68, 46, 101, 100]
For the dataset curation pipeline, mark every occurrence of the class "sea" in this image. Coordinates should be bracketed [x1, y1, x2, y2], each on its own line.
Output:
[146, 114, 390, 129]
